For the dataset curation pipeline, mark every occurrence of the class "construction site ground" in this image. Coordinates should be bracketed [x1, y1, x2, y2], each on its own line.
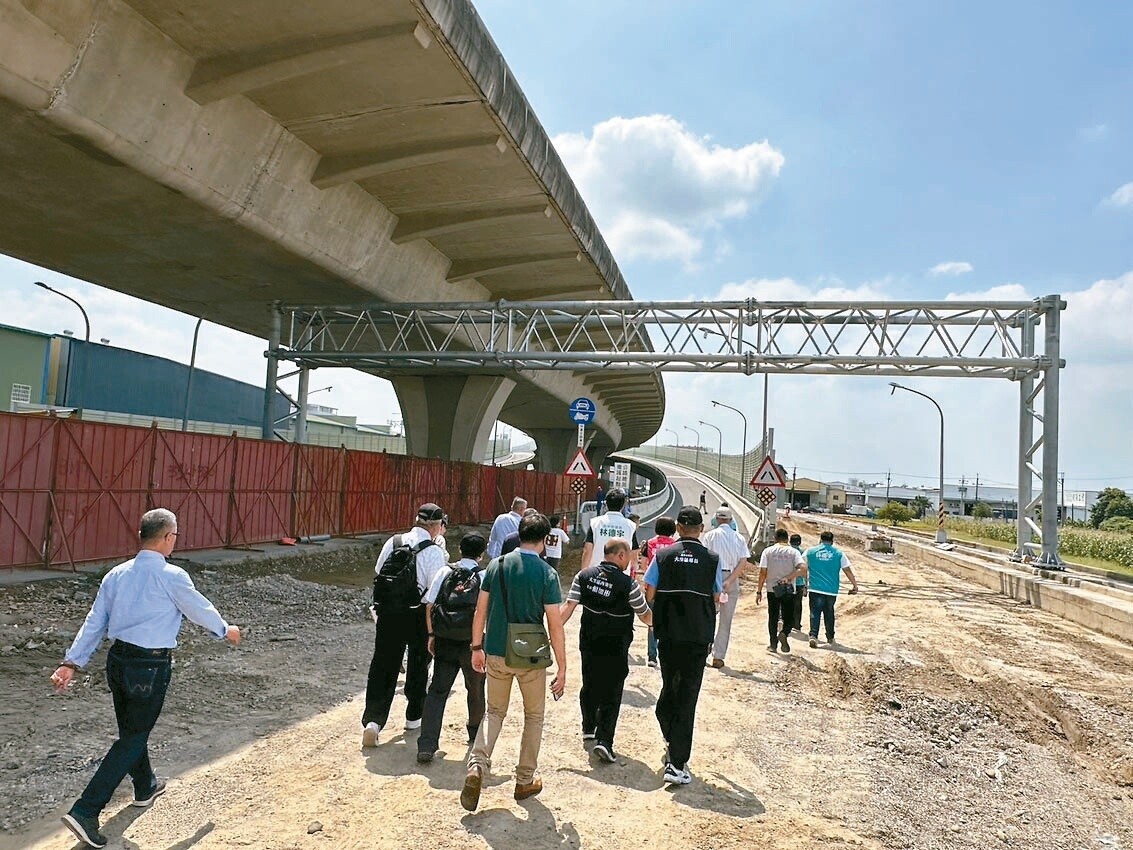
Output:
[1, 518, 1131, 850]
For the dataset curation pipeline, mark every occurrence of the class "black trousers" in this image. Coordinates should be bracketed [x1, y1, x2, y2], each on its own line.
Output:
[362, 605, 430, 728]
[418, 637, 485, 754]
[655, 639, 709, 768]
[579, 632, 632, 748]
[74, 642, 171, 818]
[767, 592, 798, 645]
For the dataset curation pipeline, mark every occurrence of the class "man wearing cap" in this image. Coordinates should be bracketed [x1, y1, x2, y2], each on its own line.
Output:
[642, 506, 722, 786]
[361, 503, 448, 748]
[580, 488, 638, 568]
[701, 506, 754, 669]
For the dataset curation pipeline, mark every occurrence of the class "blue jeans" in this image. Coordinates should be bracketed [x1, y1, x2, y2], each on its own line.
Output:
[74, 642, 171, 818]
[809, 593, 837, 640]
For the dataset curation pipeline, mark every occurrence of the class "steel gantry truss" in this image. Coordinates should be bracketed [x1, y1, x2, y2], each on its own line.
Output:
[265, 295, 1067, 565]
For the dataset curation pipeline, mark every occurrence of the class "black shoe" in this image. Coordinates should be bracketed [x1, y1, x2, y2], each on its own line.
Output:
[778, 630, 791, 653]
[132, 778, 167, 807]
[593, 742, 616, 763]
[62, 812, 108, 848]
[767, 643, 778, 653]
[416, 751, 434, 764]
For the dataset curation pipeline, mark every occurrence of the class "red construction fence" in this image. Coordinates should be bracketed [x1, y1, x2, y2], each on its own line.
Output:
[0, 412, 574, 571]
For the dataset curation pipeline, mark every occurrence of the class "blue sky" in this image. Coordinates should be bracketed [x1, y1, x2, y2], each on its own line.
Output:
[3, 1, 1132, 491]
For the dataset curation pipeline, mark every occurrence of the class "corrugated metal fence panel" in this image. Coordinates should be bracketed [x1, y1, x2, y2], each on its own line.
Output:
[292, 445, 346, 538]
[341, 450, 390, 534]
[51, 420, 152, 565]
[151, 429, 234, 551]
[0, 412, 582, 569]
[227, 439, 294, 546]
[0, 415, 56, 567]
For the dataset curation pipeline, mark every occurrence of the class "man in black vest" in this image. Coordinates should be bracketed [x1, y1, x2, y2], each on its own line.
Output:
[560, 538, 652, 763]
[642, 505, 721, 786]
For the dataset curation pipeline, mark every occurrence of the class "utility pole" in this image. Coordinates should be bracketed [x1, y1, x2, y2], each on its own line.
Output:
[975, 474, 980, 507]
[790, 465, 797, 509]
[885, 470, 891, 501]
[959, 476, 967, 516]
[1059, 471, 1065, 525]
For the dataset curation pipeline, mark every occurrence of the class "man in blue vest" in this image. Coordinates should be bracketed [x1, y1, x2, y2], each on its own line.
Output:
[642, 506, 721, 786]
[804, 530, 859, 647]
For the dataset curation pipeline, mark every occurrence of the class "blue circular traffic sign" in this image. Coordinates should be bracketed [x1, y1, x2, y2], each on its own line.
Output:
[568, 397, 597, 425]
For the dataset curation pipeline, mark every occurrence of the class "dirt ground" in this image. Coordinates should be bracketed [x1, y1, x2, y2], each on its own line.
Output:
[2, 521, 1131, 850]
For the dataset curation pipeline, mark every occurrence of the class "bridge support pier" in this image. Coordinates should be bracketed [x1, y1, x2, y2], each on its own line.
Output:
[393, 376, 515, 462]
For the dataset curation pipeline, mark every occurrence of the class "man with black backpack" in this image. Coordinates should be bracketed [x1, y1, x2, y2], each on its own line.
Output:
[416, 533, 488, 763]
[361, 503, 448, 748]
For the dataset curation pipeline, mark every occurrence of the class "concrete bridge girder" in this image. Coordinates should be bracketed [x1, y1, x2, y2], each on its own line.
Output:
[0, 0, 663, 457]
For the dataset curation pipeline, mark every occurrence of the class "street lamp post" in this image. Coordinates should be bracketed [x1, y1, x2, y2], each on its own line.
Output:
[682, 425, 701, 472]
[711, 400, 748, 493]
[699, 420, 723, 480]
[665, 427, 680, 449]
[181, 317, 205, 432]
[889, 382, 948, 543]
[34, 281, 90, 342]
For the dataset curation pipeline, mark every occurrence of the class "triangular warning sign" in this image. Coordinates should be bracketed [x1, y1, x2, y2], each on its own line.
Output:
[750, 455, 787, 488]
[564, 449, 596, 477]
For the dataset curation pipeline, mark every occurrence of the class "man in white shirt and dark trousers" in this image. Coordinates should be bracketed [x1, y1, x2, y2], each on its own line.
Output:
[701, 506, 754, 669]
[580, 488, 638, 568]
[362, 503, 448, 747]
[756, 528, 807, 653]
[50, 508, 241, 849]
[560, 538, 652, 763]
[418, 532, 488, 763]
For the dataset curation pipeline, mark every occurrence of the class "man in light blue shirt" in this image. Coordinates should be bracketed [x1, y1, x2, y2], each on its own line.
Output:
[50, 508, 240, 849]
[487, 496, 526, 558]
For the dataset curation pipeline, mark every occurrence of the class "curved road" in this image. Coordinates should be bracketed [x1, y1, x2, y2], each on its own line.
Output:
[637, 463, 757, 541]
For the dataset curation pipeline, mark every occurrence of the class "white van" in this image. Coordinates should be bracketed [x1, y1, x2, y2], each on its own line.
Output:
[846, 505, 875, 518]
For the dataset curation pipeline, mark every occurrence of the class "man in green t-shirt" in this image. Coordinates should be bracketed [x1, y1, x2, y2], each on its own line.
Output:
[462, 513, 566, 812]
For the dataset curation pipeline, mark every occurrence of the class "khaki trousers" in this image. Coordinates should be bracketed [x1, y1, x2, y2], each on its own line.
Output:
[468, 654, 547, 784]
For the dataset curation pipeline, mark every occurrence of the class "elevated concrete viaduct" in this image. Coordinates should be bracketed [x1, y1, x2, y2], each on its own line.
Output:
[0, 0, 664, 471]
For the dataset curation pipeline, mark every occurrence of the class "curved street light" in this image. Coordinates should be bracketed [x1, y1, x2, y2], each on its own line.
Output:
[665, 427, 680, 447]
[698, 419, 723, 480]
[711, 400, 748, 490]
[889, 382, 948, 543]
[35, 281, 90, 342]
[682, 424, 701, 472]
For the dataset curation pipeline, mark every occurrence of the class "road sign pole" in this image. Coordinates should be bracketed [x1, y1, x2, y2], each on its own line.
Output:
[577, 423, 585, 447]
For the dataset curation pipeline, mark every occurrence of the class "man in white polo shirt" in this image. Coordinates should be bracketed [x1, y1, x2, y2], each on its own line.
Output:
[700, 506, 754, 669]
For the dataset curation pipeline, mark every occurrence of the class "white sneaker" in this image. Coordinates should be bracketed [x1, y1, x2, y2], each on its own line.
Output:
[362, 722, 381, 748]
[662, 762, 691, 785]
[404, 717, 422, 730]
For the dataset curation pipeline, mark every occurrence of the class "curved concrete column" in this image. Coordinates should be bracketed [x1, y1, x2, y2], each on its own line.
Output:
[393, 375, 515, 462]
[528, 428, 577, 474]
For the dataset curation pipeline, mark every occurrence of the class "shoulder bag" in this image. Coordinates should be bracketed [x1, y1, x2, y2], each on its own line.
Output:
[497, 551, 552, 669]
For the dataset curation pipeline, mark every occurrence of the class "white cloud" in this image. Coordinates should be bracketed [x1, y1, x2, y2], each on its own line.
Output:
[660, 273, 1133, 488]
[1103, 182, 1133, 208]
[928, 261, 974, 276]
[944, 283, 1028, 301]
[554, 115, 784, 266]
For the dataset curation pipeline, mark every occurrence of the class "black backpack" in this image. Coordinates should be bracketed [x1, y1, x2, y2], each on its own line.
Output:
[431, 565, 482, 640]
[372, 535, 435, 610]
